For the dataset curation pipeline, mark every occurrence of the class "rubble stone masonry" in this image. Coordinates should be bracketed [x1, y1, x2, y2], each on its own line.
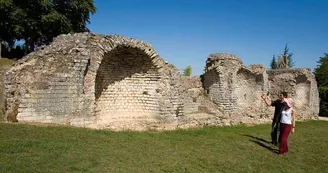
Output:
[3, 33, 320, 131]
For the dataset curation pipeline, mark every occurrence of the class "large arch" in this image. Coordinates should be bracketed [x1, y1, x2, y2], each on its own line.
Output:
[94, 46, 161, 125]
[78, 35, 182, 129]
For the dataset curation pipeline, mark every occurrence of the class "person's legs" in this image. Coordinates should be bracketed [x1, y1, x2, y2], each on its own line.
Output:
[277, 122, 281, 144]
[284, 124, 292, 153]
[279, 123, 292, 155]
[279, 124, 286, 155]
[271, 121, 278, 145]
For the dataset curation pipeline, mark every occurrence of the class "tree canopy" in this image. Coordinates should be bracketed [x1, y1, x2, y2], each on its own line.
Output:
[269, 43, 295, 69]
[283, 43, 295, 68]
[314, 53, 328, 117]
[270, 55, 278, 69]
[0, 0, 96, 57]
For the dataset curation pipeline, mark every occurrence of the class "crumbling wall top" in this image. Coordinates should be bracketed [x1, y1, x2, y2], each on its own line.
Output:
[206, 53, 242, 64]
[248, 64, 266, 74]
[8, 32, 165, 75]
[267, 68, 315, 79]
[205, 53, 243, 72]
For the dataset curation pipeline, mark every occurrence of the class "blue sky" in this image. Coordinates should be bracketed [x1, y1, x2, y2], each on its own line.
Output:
[88, 0, 328, 75]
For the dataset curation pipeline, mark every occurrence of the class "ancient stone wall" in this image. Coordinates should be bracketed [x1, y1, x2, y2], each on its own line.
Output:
[5, 33, 182, 130]
[203, 54, 243, 114]
[267, 68, 319, 119]
[179, 76, 203, 114]
[177, 76, 227, 128]
[203, 54, 269, 123]
[3, 33, 320, 131]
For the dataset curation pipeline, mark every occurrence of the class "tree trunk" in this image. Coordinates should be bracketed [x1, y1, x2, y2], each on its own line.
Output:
[0, 39, 2, 58]
[29, 38, 35, 52]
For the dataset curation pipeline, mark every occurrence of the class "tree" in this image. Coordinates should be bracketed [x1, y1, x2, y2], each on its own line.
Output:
[283, 43, 295, 68]
[314, 53, 328, 117]
[270, 55, 278, 69]
[0, 0, 96, 57]
[0, 0, 17, 58]
[183, 65, 192, 76]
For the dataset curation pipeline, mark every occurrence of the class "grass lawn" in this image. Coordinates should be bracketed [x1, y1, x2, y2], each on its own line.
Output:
[0, 120, 327, 173]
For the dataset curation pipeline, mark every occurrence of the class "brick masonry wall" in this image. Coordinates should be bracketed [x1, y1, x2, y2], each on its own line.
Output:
[267, 69, 320, 119]
[5, 33, 182, 130]
[94, 47, 162, 127]
[5, 34, 94, 125]
[204, 53, 243, 114]
[203, 54, 274, 124]
[235, 68, 263, 111]
[179, 76, 203, 114]
[4, 33, 320, 131]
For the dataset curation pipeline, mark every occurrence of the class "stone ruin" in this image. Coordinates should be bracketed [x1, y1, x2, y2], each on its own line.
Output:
[278, 54, 289, 69]
[3, 33, 320, 131]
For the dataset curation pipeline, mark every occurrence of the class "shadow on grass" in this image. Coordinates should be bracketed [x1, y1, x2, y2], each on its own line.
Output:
[243, 134, 279, 154]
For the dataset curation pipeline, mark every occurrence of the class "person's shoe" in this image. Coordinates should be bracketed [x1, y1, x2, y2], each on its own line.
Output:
[271, 141, 278, 146]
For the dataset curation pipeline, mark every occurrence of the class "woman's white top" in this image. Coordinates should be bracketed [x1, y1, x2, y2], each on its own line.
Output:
[280, 108, 293, 124]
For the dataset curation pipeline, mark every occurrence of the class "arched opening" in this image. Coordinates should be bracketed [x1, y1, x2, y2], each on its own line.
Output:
[203, 69, 221, 104]
[295, 75, 310, 108]
[235, 68, 262, 110]
[94, 46, 161, 123]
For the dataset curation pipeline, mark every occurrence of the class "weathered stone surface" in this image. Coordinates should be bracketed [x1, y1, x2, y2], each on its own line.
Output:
[267, 68, 319, 120]
[202, 53, 271, 125]
[5, 33, 182, 131]
[4, 33, 320, 131]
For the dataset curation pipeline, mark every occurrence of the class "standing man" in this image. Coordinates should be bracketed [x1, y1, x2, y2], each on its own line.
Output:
[261, 92, 288, 145]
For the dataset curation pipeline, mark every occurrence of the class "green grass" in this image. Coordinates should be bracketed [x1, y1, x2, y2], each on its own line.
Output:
[0, 120, 327, 173]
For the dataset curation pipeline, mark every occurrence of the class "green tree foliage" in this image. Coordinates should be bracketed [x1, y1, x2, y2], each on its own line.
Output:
[0, 0, 16, 57]
[270, 55, 278, 69]
[183, 65, 192, 76]
[314, 53, 328, 117]
[0, 0, 96, 57]
[283, 43, 295, 68]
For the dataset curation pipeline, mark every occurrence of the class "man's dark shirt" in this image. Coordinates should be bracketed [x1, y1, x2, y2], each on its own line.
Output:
[271, 99, 285, 123]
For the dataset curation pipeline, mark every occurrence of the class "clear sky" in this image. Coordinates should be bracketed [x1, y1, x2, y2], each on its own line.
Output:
[88, 0, 328, 76]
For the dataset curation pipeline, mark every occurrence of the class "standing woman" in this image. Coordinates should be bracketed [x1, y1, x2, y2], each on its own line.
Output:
[279, 98, 296, 156]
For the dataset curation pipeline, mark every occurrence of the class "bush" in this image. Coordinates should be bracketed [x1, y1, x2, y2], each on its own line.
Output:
[183, 65, 192, 76]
